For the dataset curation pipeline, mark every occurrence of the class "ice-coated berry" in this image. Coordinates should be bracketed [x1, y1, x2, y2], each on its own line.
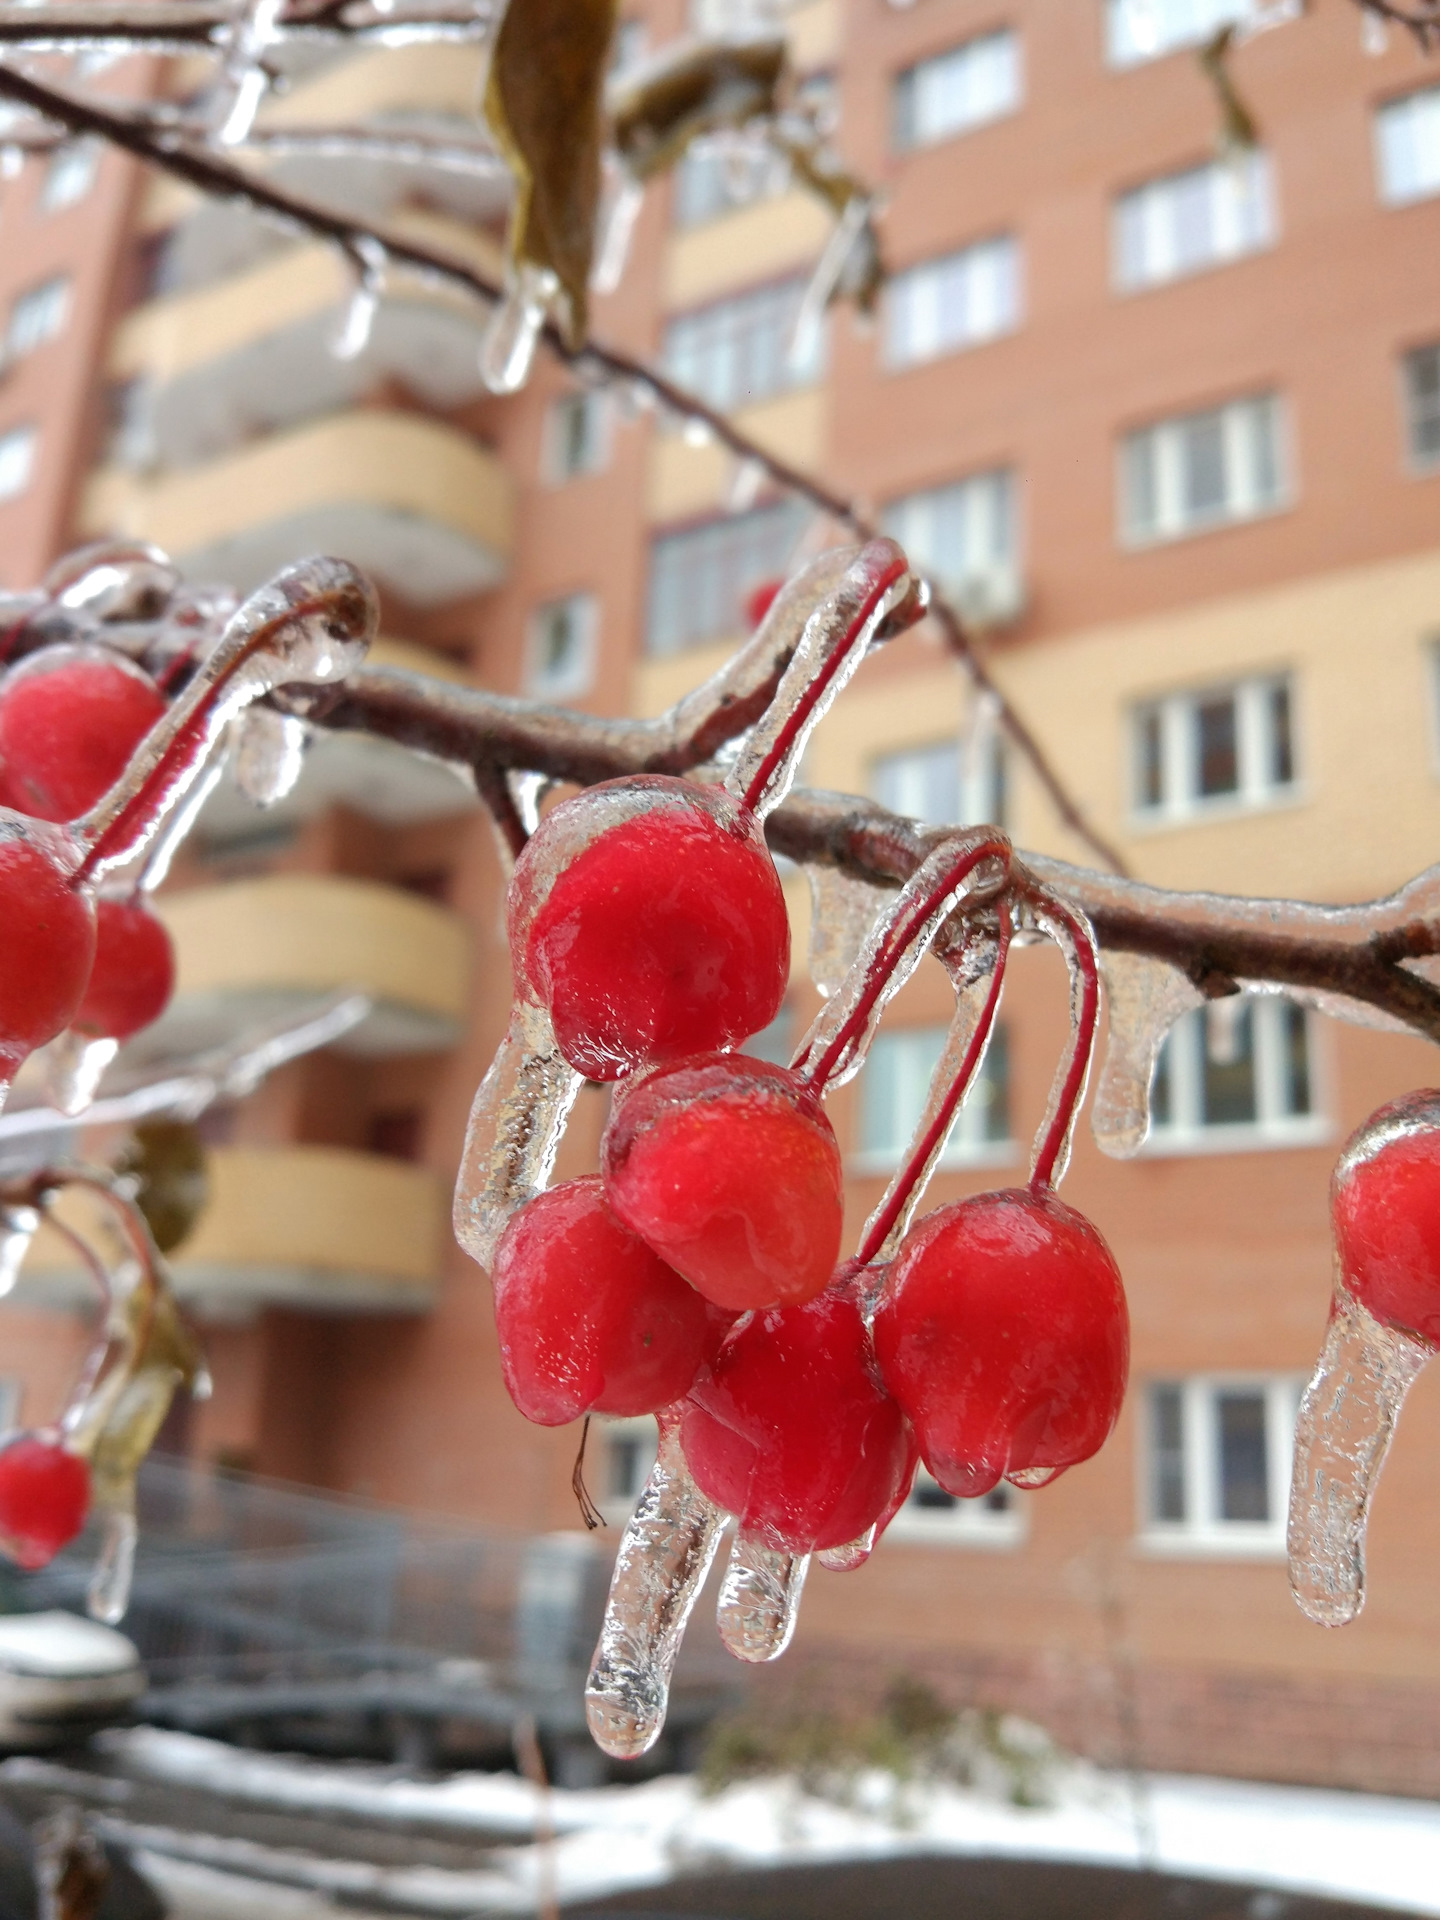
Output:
[681, 1280, 916, 1553]
[0, 1432, 90, 1570]
[873, 1188, 1129, 1497]
[0, 646, 165, 822]
[1332, 1090, 1440, 1346]
[73, 897, 175, 1043]
[492, 1176, 712, 1424]
[0, 830, 97, 1083]
[602, 1053, 844, 1312]
[507, 776, 790, 1082]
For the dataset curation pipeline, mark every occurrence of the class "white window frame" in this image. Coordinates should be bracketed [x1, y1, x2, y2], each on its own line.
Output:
[1402, 342, 1440, 473]
[0, 425, 36, 502]
[663, 276, 822, 415]
[1139, 1374, 1302, 1556]
[871, 733, 1006, 832]
[527, 592, 598, 699]
[596, 1415, 658, 1519]
[892, 29, 1022, 152]
[543, 389, 609, 484]
[1131, 671, 1298, 826]
[1113, 152, 1275, 292]
[1106, 0, 1258, 68]
[1375, 85, 1440, 208]
[881, 467, 1019, 613]
[886, 1468, 1027, 1548]
[7, 276, 71, 358]
[853, 1022, 1014, 1176]
[884, 236, 1021, 371]
[1119, 393, 1289, 547]
[1142, 996, 1328, 1156]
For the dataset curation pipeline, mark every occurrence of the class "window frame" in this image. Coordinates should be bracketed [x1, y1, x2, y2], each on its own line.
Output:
[1374, 84, 1440, 209]
[891, 28, 1022, 154]
[880, 466, 1020, 613]
[1118, 392, 1290, 548]
[596, 1415, 659, 1519]
[1401, 342, 1440, 474]
[1141, 995, 1328, 1157]
[543, 389, 610, 484]
[526, 591, 599, 699]
[646, 499, 808, 657]
[1112, 150, 1275, 293]
[870, 732, 1008, 833]
[662, 275, 823, 415]
[39, 138, 101, 212]
[883, 234, 1022, 372]
[885, 1468, 1028, 1548]
[1138, 1373, 1303, 1556]
[1130, 670, 1299, 827]
[852, 1020, 1015, 1176]
[0, 423, 37, 502]
[6, 275, 71, 359]
[1105, 0, 1258, 69]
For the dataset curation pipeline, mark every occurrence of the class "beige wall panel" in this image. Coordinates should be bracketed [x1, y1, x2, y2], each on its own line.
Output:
[111, 245, 349, 381]
[664, 193, 830, 308]
[646, 387, 828, 519]
[258, 42, 486, 124]
[787, 0, 840, 68]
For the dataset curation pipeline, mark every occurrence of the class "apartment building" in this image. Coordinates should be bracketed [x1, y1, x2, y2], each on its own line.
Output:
[0, 0, 1438, 1793]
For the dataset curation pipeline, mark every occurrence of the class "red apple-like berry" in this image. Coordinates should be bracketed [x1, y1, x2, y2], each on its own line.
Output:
[873, 1187, 1129, 1498]
[73, 897, 176, 1043]
[492, 1176, 712, 1425]
[1332, 1090, 1440, 1345]
[0, 1431, 90, 1570]
[508, 776, 790, 1082]
[602, 1054, 844, 1312]
[0, 830, 97, 1084]
[682, 1278, 917, 1553]
[0, 646, 166, 823]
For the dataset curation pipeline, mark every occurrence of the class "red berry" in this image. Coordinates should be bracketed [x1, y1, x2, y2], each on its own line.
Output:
[682, 1281, 916, 1553]
[745, 579, 783, 629]
[873, 1188, 1129, 1497]
[492, 1176, 711, 1425]
[0, 646, 165, 822]
[0, 1432, 90, 1570]
[0, 829, 96, 1083]
[508, 776, 789, 1081]
[602, 1054, 843, 1312]
[1332, 1091, 1440, 1345]
[72, 897, 175, 1043]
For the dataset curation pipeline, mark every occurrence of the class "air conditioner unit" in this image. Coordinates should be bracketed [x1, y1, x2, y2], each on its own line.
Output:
[947, 564, 1026, 631]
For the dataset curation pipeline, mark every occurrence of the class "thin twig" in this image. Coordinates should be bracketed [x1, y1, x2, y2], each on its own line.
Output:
[1348, 0, 1440, 47]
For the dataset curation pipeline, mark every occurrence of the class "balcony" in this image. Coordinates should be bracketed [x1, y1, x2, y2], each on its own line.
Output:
[648, 389, 828, 521]
[20, 1148, 444, 1313]
[84, 410, 513, 606]
[131, 874, 471, 1063]
[665, 192, 831, 308]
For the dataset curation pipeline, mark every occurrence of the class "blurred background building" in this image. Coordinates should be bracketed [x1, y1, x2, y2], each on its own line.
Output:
[0, 0, 1437, 1796]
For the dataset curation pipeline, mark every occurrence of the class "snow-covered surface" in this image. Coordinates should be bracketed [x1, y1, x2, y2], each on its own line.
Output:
[100, 1726, 1440, 1915]
[0, 1611, 140, 1678]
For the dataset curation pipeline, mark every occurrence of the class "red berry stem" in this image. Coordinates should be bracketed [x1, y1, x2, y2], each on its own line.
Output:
[795, 833, 1010, 1097]
[856, 903, 1014, 1268]
[1025, 885, 1101, 1193]
[736, 543, 915, 820]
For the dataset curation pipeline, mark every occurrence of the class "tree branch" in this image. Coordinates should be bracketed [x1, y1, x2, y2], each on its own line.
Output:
[1348, 0, 1440, 49]
[0, 61, 1129, 879]
[0, 0, 496, 49]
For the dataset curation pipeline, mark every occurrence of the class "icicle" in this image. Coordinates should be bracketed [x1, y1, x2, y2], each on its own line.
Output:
[88, 1507, 137, 1625]
[585, 1417, 726, 1758]
[479, 263, 558, 395]
[1288, 1287, 1430, 1627]
[233, 707, 308, 808]
[507, 770, 550, 838]
[592, 169, 644, 295]
[728, 456, 764, 513]
[452, 1000, 582, 1270]
[45, 1033, 120, 1119]
[788, 194, 868, 372]
[816, 1526, 876, 1572]
[213, 0, 284, 146]
[1092, 952, 1204, 1159]
[329, 239, 388, 363]
[1021, 893, 1100, 1189]
[716, 1534, 809, 1661]
[0, 1206, 39, 1300]
[1361, 7, 1389, 53]
[805, 866, 891, 999]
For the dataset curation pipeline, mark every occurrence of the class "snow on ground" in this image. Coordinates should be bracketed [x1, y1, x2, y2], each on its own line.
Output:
[101, 1727, 1440, 1915]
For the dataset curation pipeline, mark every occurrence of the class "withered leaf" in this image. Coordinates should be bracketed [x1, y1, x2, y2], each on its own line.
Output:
[609, 32, 787, 181]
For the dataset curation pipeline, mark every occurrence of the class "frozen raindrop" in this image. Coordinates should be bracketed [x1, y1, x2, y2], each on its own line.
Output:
[87, 1506, 137, 1625]
[585, 1417, 725, 1758]
[716, 1534, 809, 1661]
[233, 707, 308, 808]
[330, 237, 389, 362]
[817, 1525, 876, 1571]
[479, 264, 557, 395]
[1092, 951, 1203, 1159]
[728, 457, 764, 513]
[1288, 1286, 1430, 1627]
[0, 1206, 39, 1299]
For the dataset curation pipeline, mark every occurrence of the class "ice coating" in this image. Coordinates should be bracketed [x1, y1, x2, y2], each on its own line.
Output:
[1288, 1287, 1429, 1626]
[585, 1415, 726, 1758]
[789, 193, 869, 370]
[805, 865, 891, 999]
[592, 170, 644, 294]
[46, 1032, 120, 1119]
[453, 1001, 582, 1271]
[716, 1533, 810, 1661]
[331, 238, 388, 362]
[479, 263, 557, 394]
[42, 540, 179, 624]
[234, 708, 308, 808]
[1019, 891, 1101, 1191]
[816, 1524, 876, 1572]
[0, 1205, 39, 1299]
[1092, 951, 1204, 1158]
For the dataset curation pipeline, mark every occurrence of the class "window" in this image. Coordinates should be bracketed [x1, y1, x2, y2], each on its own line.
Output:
[1403, 344, 1440, 469]
[1106, 0, 1256, 67]
[528, 592, 598, 698]
[886, 1469, 1025, 1546]
[599, 1416, 658, 1514]
[0, 425, 35, 501]
[7, 276, 70, 358]
[1133, 672, 1295, 821]
[882, 468, 1019, 617]
[858, 1024, 1010, 1170]
[675, 137, 791, 227]
[40, 139, 100, 211]
[893, 30, 1020, 151]
[664, 278, 821, 414]
[1115, 153, 1273, 290]
[1121, 393, 1285, 545]
[1375, 86, 1440, 206]
[1143, 1376, 1300, 1550]
[1148, 997, 1321, 1150]
[872, 735, 1007, 830]
[545, 389, 608, 482]
[885, 237, 1019, 369]
[647, 500, 807, 656]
